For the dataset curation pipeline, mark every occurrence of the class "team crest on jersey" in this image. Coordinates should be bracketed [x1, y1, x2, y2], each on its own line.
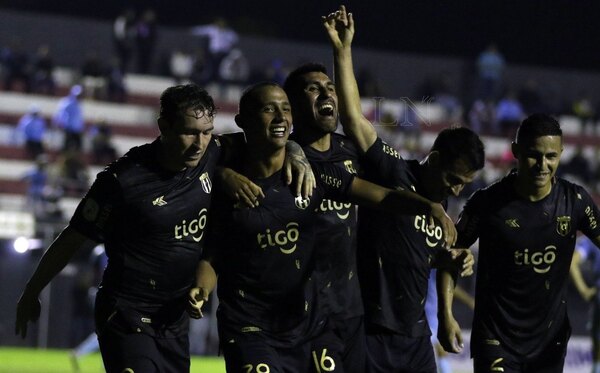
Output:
[199, 172, 212, 193]
[344, 160, 357, 175]
[556, 216, 571, 236]
[295, 196, 310, 209]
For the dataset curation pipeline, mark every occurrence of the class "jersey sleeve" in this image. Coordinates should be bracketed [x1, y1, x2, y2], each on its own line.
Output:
[456, 189, 485, 247]
[361, 137, 409, 188]
[574, 185, 600, 240]
[312, 160, 355, 201]
[69, 170, 124, 242]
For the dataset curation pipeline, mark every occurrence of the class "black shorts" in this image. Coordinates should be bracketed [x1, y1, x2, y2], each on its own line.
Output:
[365, 328, 436, 373]
[310, 316, 366, 373]
[98, 328, 189, 373]
[95, 292, 190, 373]
[220, 328, 311, 373]
[472, 324, 570, 373]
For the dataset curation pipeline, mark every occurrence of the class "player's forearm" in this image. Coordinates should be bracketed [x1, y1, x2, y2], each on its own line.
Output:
[437, 269, 457, 318]
[569, 255, 592, 298]
[333, 47, 377, 152]
[26, 226, 90, 295]
[349, 178, 434, 215]
[195, 259, 217, 294]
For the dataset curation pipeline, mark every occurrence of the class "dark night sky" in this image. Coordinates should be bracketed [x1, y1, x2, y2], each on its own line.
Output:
[2, 0, 600, 71]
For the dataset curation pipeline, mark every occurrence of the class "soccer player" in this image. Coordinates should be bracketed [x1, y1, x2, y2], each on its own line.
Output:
[15, 84, 313, 373]
[189, 82, 459, 372]
[570, 235, 600, 373]
[283, 60, 368, 372]
[322, 7, 483, 373]
[442, 113, 600, 372]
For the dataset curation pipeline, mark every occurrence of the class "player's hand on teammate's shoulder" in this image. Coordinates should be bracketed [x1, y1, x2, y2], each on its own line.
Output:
[284, 142, 316, 199]
[187, 287, 209, 319]
[15, 288, 41, 338]
[219, 167, 264, 208]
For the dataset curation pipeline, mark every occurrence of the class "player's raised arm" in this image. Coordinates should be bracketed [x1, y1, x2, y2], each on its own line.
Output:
[323, 5, 377, 153]
[16, 226, 97, 338]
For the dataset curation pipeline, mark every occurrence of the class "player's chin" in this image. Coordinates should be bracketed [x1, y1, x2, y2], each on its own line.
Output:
[183, 157, 202, 169]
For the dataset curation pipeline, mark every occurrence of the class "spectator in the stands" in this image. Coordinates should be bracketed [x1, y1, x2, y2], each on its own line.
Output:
[135, 8, 158, 74]
[15, 104, 47, 159]
[50, 149, 89, 197]
[495, 90, 524, 137]
[53, 85, 85, 151]
[468, 99, 495, 134]
[21, 154, 62, 219]
[476, 43, 505, 100]
[191, 17, 239, 81]
[1, 38, 32, 92]
[31, 44, 55, 95]
[572, 92, 597, 135]
[90, 121, 117, 165]
[80, 51, 106, 100]
[218, 48, 249, 85]
[169, 48, 194, 84]
[112, 9, 136, 72]
[106, 57, 127, 102]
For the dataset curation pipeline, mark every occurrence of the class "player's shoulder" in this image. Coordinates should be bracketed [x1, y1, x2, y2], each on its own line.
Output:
[100, 142, 157, 186]
[331, 133, 360, 155]
[466, 172, 512, 205]
[554, 176, 588, 197]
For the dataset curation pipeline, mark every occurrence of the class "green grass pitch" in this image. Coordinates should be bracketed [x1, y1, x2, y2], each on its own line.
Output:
[0, 347, 226, 373]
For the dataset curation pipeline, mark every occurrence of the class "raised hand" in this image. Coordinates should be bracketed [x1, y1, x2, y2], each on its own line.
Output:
[322, 5, 355, 50]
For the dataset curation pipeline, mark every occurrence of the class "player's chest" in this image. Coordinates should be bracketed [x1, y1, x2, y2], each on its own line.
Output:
[125, 170, 214, 231]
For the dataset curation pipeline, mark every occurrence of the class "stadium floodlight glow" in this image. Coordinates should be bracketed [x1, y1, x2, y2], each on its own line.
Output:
[13, 236, 30, 254]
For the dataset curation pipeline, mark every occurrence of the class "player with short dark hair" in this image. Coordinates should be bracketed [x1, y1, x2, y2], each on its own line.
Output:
[190, 83, 460, 372]
[15, 83, 312, 373]
[322, 7, 483, 372]
[284, 59, 368, 372]
[442, 113, 600, 372]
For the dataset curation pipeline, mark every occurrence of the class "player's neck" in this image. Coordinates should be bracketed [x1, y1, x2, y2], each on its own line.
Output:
[309, 133, 331, 152]
[156, 143, 186, 172]
[294, 126, 331, 151]
[243, 146, 285, 178]
[513, 176, 553, 202]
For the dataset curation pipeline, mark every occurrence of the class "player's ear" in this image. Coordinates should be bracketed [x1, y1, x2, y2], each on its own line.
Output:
[428, 150, 440, 167]
[157, 117, 171, 133]
[511, 141, 519, 159]
[234, 114, 245, 130]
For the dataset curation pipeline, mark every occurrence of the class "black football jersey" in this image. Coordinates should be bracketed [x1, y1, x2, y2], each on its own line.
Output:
[207, 160, 354, 347]
[71, 137, 220, 308]
[457, 170, 600, 359]
[301, 133, 364, 321]
[357, 138, 447, 337]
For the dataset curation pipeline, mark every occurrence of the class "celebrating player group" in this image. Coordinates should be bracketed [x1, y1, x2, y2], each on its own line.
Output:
[15, 5, 600, 373]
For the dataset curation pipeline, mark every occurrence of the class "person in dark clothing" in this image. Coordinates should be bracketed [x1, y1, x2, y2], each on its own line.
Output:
[442, 114, 600, 373]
